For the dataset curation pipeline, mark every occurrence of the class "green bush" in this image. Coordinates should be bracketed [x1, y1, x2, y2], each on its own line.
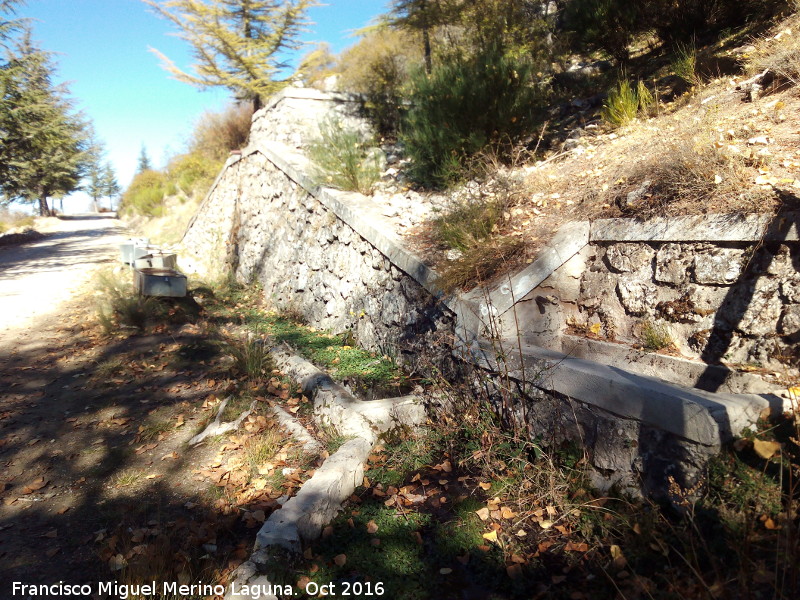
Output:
[167, 152, 221, 196]
[564, 0, 790, 62]
[563, 0, 643, 63]
[119, 169, 171, 217]
[308, 118, 382, 195]
[401, 46, 544, 188]
[337, 28, 421, 137]
[601, 79, 654, 126]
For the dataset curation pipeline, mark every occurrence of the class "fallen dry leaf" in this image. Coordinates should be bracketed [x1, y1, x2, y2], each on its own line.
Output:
[108, 554, 127, 572]
[501, 507, 516, 519]
[333, 554, 347, 567]
[482, 530, 499, 543]
[475, 507, 490, 521]
[506, 564, 523, 579]
[753, 439, 781, 460]
[22, 478, 48, 494]
[366, 520, 379, 534]
[565, 541, 589, 552]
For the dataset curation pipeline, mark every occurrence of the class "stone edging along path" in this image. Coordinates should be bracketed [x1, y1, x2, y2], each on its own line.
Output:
[224, 346, 424, 600]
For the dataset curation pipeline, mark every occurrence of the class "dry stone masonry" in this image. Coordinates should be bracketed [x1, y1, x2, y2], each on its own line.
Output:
[182, 88, 796, 501]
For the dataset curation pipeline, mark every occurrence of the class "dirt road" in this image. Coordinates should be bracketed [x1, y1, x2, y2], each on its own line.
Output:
[0, 214, 125, 350]
[0, 219, 278, 595]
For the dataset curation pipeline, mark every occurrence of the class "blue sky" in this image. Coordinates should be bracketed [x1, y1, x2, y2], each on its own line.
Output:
[18, 0, 384, 211]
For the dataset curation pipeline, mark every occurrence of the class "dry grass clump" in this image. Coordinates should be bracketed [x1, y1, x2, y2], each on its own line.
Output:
[747, 13, 800, 87]
[438, 237, 527, 292]
[189, 102, 253, 161]
[0, 209, 35, 233]
[431, 167, 532, 291]
[604, 135, 770, 218]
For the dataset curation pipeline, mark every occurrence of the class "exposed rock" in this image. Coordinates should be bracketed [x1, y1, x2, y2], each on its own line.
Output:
[693, 248, 744, 285]
[655, 243, 691, 284]
[605, 243, 653, 274]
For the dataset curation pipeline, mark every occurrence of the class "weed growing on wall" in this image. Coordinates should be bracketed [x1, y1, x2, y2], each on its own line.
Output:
[308, 118, 382, 195]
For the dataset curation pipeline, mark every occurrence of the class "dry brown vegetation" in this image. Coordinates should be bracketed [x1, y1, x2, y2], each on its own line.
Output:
[416, 11, 800, 292]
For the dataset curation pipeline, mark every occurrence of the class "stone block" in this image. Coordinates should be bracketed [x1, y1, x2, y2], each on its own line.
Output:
[719, 278, 781, 335]
[781, 279, 800, 303]
[655, 243, 691, 284]
[617, 278, 657, 316]
[693, 248, 744, 285]
[605, 243, 653, 273]
[779, 305, 800, 336]
[579, 270, 617, 311]
[381, 291, 408, 326]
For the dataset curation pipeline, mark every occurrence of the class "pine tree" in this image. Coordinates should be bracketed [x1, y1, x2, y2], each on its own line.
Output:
[143, 0, 317, 110]
[101, 163, 120, 210]
[0, 30, 89, 215]
[0, 1, 24, 48]
[137, 145, 152, 172]
[85, 132, 106, 212]
[390, 0, 455, 74]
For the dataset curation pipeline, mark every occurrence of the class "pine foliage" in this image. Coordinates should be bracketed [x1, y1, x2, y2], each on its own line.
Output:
[143, 0, 317, 109]
[0, 29, 89, 215]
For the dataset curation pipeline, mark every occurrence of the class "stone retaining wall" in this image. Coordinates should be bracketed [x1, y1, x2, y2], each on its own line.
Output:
[494, 213, 800, 389]
[182, 89, 794, 497]
[182, 139, 455, 373]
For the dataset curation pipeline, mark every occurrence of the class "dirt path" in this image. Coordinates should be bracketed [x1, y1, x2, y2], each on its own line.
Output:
[0, 214, 125, 348]
[0, 229, 312, 597]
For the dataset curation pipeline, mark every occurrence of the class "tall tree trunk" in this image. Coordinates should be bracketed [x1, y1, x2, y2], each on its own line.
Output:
[38, 194, 49, 217]
[423, 26, 432, 74]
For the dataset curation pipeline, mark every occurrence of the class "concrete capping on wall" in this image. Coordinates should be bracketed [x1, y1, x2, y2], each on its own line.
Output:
[591, 211, 800, 242]
[459, 337, 780, 447]
[484, 221, 589, 319]
[181, 152, 244, 243]
[560, 334, 780, 395]
[256, 87, 362, 116]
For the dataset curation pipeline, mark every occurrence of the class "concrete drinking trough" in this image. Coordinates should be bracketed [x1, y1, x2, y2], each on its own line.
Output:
[134, 267, 188, 297]
[134, 252, 178, 270]
[119, 238, 159, 265]
[119, 239, 188, 298]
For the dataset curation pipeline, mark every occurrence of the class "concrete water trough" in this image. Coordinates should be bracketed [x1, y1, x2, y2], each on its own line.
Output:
[134, 252, 178, 270]
[134, 268, 187, 297]
[119, 238, 154, 265]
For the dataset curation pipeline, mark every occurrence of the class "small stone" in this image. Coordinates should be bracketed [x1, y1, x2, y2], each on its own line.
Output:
[779, 305, 800, 337]
[617, 279, 657, 316]
[693, 249, 744, 285]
